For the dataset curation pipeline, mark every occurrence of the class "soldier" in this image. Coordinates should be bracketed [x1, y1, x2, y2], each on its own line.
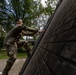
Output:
[2, 19, 43, 75]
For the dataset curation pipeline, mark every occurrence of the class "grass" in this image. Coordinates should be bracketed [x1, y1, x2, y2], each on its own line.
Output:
[18, 53, 27, 58]
[0, 49, 27, 59]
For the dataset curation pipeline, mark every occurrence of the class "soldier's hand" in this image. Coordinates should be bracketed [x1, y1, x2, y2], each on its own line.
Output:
[38, 30, 45, 33]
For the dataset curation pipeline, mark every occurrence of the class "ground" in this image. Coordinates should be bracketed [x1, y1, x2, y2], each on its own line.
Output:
[0, 59, 26, 75]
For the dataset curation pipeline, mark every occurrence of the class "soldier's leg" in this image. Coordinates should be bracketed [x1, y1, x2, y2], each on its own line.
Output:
[2, 43, 17, 75]
[2, 57, 16, 75]
[18, 41, 31, 57]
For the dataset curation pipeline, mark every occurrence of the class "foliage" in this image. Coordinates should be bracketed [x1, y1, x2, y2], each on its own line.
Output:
[0, 0, 58, 32]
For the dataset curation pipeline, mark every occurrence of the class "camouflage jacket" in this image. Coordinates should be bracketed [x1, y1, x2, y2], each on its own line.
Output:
[4, 25, 38, 45]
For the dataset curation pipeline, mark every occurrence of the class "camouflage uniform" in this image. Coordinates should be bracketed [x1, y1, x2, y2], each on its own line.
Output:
[2, 25, 38, 75]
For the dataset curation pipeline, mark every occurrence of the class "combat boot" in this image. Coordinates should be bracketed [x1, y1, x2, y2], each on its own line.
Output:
[2, 70, 8, 75]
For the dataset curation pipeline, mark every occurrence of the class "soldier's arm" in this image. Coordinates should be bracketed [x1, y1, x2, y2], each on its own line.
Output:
[38, 30, 45, 33]
[22, 29, 45, 36]
[25, 26, 38, 33]
[22, 30, 35, 36]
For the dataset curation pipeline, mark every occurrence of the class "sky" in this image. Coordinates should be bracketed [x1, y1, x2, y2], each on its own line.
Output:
[5, 0, 9, 4]
[5, 0, 47, 6]
[41, 0, 47, 7]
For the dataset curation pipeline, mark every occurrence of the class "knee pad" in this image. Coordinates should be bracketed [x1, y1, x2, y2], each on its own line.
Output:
[7, 50, 14, 57]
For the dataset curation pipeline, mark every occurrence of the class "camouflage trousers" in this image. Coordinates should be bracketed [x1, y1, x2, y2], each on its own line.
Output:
[2, 41, 31, 75]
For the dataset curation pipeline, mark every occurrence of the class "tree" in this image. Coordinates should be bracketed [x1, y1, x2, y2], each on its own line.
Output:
[0, 0, 58, 32]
